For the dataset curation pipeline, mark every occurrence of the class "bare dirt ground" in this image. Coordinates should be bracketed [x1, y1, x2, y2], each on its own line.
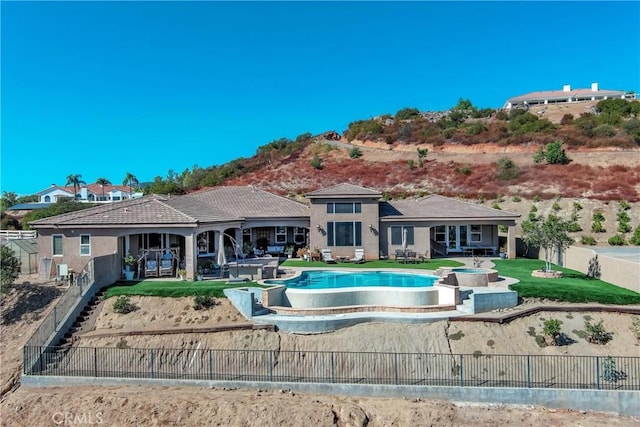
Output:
[2, 287, 639, 426]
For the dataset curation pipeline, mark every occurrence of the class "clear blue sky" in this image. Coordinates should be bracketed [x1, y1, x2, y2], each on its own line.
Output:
[2, 1, 639, 196]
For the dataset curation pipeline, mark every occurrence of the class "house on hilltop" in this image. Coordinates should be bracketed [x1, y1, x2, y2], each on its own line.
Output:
[504, 82, 634, 109]
[30, 184, 519, 282]
[37, 184, 143, 204]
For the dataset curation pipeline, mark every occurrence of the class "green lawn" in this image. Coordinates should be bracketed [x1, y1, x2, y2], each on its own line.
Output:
[104, 280, 261, 299]
[492, 258, 640, 305]
[281, 259, 464, 270]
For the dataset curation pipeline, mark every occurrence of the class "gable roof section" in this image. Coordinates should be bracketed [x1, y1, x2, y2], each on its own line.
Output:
[306, 183, 382, 199]
[36, 186, 74, 196]
[29, 195, 201, 228]
[381, 195, 519, 221]
[185, 186, 309, 219]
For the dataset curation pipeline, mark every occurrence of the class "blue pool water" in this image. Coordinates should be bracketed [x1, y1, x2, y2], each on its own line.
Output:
[264, 270, 439, 290]
[452, 268, 488, 274]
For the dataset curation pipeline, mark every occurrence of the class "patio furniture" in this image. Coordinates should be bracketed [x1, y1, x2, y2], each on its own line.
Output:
[321, 249, 337, 264]
[406, 251, 417, 264]
[395, 249, 407, 263]
[352, 248, 365, 264]
[159, 253, 174, 277]
[145, 254, 159, 278]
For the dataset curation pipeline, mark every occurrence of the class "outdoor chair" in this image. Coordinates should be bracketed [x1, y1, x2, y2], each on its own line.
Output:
[321, 249, 337, 264]
[352, 248, 365, 264]
[145, 255, 159, 278]
[406, 251, 417, 264]
[395, 249, 407, 263]
[159, 253, 174, 277]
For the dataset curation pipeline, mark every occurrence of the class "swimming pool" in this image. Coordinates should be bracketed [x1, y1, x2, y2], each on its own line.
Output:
[264, 270, 439, 290]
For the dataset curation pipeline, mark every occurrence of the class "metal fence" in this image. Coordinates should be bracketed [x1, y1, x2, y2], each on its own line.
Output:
[24, 346, 640, 391]
[25, 259, 95, 348]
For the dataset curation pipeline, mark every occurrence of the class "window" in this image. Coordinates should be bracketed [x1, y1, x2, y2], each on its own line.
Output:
[327, 222, 362, 247]
[44, 195, 51, 202]
[390, 226, 414, 246]
[275, 226, 287, 244]
[294, 227, 306, 244]
[326, 202, 361, 214]
[53, 235, 63, 256]
[80, 234, 91, 256]
[470, 225, 482, 242]
[435, 225, 446, 243]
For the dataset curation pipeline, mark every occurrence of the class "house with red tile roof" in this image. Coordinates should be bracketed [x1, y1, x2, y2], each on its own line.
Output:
[30, 185, 518, 282]
[504, 82, 633, 109]
[37, 184, 142, 203]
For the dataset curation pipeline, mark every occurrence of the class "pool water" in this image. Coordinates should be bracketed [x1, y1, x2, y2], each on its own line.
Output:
[265, 270, 438, 290]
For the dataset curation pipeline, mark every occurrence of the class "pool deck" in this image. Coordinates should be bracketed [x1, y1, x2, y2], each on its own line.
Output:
[232, 258, 522, 333]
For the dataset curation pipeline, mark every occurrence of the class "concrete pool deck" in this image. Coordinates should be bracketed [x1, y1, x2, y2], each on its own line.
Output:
[225, 258, 521, 333]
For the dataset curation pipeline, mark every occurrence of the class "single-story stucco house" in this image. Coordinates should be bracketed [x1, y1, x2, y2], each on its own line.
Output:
[30, 183, 519, 281]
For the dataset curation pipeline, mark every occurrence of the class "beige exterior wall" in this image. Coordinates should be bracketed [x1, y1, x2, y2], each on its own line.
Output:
[308, 198, 380, 259]
[560, 246, 640, 293]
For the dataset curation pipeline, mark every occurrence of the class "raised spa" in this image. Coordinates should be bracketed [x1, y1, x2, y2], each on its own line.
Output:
[439, 267, 499, 287]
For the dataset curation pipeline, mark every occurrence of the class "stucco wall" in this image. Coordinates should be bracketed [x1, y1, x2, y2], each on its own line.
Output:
[561, 246, 640, 293]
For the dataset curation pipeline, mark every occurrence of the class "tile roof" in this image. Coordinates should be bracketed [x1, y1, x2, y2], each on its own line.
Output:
[306, 183, 382, 198]
[381, 195, 520, 220]
[29, 186, 309, 228]
[184, 186, 309, 218]
[29, 195, 199, 227]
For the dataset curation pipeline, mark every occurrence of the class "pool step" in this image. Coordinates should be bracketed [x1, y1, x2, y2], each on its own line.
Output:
[456, 290, 474, 314]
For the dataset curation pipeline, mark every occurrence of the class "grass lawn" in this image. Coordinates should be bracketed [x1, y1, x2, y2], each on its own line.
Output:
[493, 258, 640, 305]
[281, 259, 464, 270]
[104, 280, 261, 299]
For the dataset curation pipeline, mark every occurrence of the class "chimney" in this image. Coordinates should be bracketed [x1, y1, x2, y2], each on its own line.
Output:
[591, 82, 599, 91]
[563, 84, 571, 92]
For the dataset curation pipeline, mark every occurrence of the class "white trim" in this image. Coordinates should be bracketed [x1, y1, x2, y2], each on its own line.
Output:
[52, 234, 64, 257]
[80, 234, 91, 256]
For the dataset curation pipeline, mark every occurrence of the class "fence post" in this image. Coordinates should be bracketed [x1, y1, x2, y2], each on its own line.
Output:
[39, 347, 44, 374]
[209, 349, 213, 381]
[150, 349, 155, 379]
[394, 353, 399, 385]
[459, 354, 464, 387]
[595, 356, 600, 390]
[331, 352, 335, 383]
[53, 306, 57, 330]
[94, 347, 98, 377]
[269, 350, 273, 382]
[526, 355, 531, 388]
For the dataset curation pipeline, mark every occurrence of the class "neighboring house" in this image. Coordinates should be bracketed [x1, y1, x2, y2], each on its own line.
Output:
[36, 184, 142, 204]
[30, 184, 519, 281]
[504, 82, 633, 109]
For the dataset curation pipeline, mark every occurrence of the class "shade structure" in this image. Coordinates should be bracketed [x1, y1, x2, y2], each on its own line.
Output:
[402, 228, 408, 251]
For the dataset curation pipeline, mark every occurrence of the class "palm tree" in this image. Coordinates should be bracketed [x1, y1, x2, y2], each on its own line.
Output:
[122, 172, 139, 199]
[65, 174, 86, 201]
[95, 177, 111, 201]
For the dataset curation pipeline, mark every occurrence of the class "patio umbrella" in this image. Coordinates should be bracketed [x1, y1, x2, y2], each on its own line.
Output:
[402, 228, 408, 252]
[217, 233, 227, 266]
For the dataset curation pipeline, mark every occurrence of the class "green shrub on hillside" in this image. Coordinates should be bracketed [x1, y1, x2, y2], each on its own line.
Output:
[395, 107, 421, 121]
[608, 234, 626, 246]
[496, 157, 520, 180]
[349, 147, 362, 159]
[630, 226, 640, 245]
[581, 235, 597, 245]
[310, 154, 323, 170]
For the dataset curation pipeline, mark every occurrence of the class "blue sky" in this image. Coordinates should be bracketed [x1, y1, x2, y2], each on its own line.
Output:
[2, 1, 639, 196]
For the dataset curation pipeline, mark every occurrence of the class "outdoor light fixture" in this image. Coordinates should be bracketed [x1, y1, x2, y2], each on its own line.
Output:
[316, 224, 321, 230]
[369, 224, 376, 232]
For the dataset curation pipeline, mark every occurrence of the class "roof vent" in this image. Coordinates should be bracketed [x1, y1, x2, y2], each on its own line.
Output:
[124, 208, 129, 213]
[563, 84, 571, 92]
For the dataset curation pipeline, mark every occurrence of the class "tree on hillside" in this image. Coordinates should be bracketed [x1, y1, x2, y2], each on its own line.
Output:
[1, 246, 20, 297]
[533, 140, 570, 165]
[0, 191, 18, 212]
[95, 177, 111, 200]
[521, 213, 574, 273]
[122, 172, 139, 199]
[65, 174, 86, 200]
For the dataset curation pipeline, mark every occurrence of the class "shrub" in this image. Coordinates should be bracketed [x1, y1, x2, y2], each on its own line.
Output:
[622, 117, 640, 144]
[466, 122, 486, 135]
[395, 107, 420, 121]
[310, 154, 323, 170]
[113, 296, 136, 314]
[543, 318, 562, 345]
[594, 124, 617, 137]
[496, 157, 520, 180]
[591, 221, 605, 233]
[568, 222, 582, 232]
[593, 212, 605, 222]
[560, 113, 574, 125]
[584, 320, 611, 344]
[441, 128, 456, 139]
[544, 140, 570, 165]
[630, 318, 640, 341]
[630, 226, 640, 245]
[573, 201, 583, 211]
[581, 235, 597, 245]
[458, 165, 472, 175]
[619, 200, 631, 211]
[602, 356, 627, 383]
[608, 234, 626, 246]
[407, 159, 414, 170]
[618, 223, 632, 233]
[512, 196, 521, 202]
[552, 201, 561, 212]
[349, 147, 362, 159]
[193, 294, 217, 310]
[491, 202, 501, 210]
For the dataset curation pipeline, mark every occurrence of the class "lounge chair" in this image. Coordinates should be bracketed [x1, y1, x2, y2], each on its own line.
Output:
[159, 253, 174, 277]
[352, 248, 365, 264]
[321, 249, 337, 264]
[145, 255, 159, 278]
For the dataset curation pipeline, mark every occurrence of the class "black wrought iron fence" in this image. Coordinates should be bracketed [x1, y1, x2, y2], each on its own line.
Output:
[24, 346, 640, 391]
